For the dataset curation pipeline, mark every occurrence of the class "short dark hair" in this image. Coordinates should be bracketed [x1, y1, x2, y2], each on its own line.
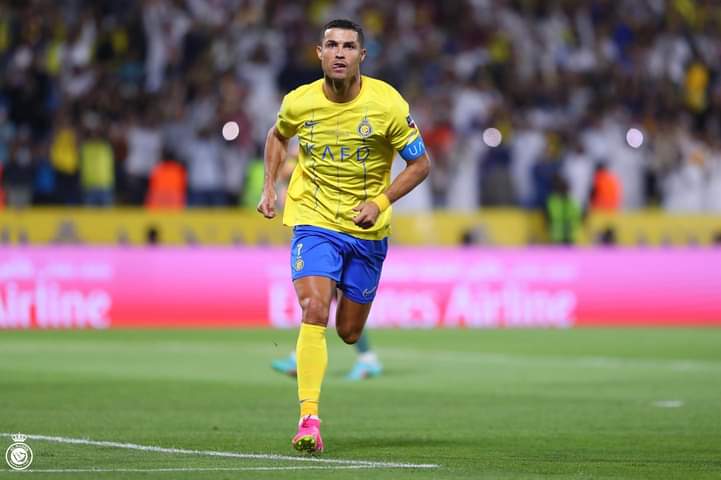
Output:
[320, 19, 364, 47]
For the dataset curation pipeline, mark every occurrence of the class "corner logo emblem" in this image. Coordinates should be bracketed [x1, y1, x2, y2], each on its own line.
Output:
[5, 434, 33, 471]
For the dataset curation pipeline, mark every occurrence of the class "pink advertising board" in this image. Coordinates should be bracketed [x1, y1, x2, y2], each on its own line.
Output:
[0, 247, 719, 329]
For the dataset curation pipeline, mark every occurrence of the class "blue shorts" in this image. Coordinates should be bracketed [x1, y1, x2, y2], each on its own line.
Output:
[290, 225, 389, 304]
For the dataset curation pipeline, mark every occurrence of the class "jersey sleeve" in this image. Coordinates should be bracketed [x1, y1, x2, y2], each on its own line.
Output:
[275, 91, 300, 139]
[386, 94, 426, 160]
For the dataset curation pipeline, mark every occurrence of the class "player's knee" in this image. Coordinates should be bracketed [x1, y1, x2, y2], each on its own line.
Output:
[337, 326, 361, 345]
[300, 297, 330, 326]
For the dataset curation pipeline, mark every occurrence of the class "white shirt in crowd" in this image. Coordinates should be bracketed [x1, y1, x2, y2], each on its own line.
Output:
[125, 126, 162, 178]
[187, 136, 223, 191]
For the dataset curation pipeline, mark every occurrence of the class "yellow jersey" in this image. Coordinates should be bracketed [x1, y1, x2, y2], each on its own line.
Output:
[275, 76, 423, 240]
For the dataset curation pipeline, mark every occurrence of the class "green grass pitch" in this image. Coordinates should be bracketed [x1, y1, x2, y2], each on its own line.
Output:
[1, 328, 720, 479]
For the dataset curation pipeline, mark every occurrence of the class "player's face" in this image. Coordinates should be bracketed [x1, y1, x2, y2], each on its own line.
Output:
[317, 28, 366, 81]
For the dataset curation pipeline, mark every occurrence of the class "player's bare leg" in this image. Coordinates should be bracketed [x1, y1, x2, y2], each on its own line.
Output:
[336, 293, 382, 379]
[291, 275, 334, 453]
[294, 276, 335, 328]
[335, 292, 373, 344]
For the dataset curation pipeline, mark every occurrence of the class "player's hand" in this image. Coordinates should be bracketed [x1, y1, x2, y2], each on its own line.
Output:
[352, 202, 380, 229]
[257, 188, 278, 219]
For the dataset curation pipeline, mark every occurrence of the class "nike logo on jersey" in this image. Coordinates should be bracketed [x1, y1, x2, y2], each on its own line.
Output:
[304, 120, 320, 128]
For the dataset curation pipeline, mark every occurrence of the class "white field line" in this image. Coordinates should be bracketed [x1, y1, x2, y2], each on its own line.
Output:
[0, 433, 439, 470]
[15, 466, 375, 473]
[652, 400, 684, 408]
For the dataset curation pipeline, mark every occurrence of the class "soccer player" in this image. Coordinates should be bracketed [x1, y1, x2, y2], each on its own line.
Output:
[257, 19, 430, 454]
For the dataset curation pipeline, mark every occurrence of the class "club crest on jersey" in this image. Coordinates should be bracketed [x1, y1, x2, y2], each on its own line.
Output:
[294, 243, 304, 271]
[357, 118, 373, 138]
[294, 258, 304, 271]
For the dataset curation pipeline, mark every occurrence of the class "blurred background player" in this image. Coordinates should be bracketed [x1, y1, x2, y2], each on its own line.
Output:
[257, 19, 430, 453]
[272, 331, 382, 381]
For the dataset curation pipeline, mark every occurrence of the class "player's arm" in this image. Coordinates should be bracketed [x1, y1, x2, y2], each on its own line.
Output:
[353, 151, 431, 229]
[257, 126, 290, 219]
[384, 152, 431, 203]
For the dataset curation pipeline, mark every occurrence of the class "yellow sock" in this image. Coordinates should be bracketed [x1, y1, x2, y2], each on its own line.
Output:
[296, 323, 327, 418]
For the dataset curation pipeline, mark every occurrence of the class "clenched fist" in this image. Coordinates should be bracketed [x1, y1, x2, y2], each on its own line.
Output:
[257, 188, 278, 219]
[352, 202, 381, 229]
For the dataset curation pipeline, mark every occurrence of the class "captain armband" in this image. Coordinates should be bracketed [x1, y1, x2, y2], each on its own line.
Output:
[399, 136, 427, 161]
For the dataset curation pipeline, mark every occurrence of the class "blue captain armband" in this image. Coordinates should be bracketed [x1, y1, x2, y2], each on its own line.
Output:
[399, 136, 426, 161]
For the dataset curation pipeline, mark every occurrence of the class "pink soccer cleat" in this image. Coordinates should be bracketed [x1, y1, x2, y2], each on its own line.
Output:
[292, 415, 324, 454]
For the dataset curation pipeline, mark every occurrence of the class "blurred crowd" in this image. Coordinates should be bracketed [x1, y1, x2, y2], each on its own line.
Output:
[1, 0, 721, 213]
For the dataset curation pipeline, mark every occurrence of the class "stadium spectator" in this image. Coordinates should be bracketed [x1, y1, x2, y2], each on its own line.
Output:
[0, 104, 14, 169]
[510, 116, 545, 208]
[2, 127, 33, 207]
[545, 174, 583, 245]
[186, 125, 224, 207]
[646, 116, 681, 206]
[125, 108, 163, 205]
[590, 162, 622, 211]
[32, 140, 55, 205]
[705, 139, 721, 212]
[423, 107, 456, 208]
[50, 111, 81, 205]
[479, 121, 514, 207]
[241, 157, 264, 210]
[79, 115, 115, 206]
[532, 133, 563, 210]
[562, 139, 594, 209]
[145, 149, 186, 209]
[662, 130, 708, 212]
